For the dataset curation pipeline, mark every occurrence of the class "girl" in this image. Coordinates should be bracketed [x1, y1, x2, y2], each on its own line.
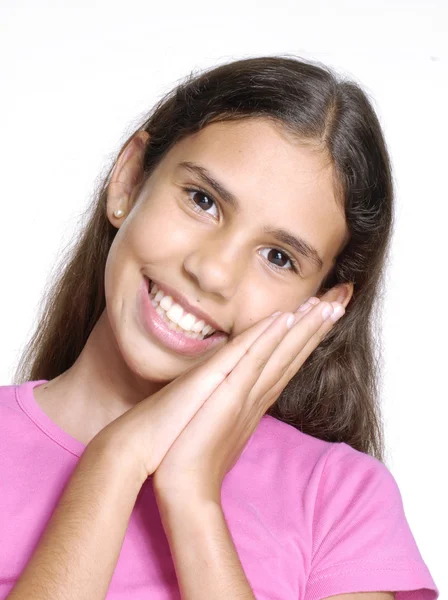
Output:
[1, 56, 439, 599]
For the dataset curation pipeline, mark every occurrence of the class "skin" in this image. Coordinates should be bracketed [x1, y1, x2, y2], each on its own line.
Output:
[33, 117, 353, 446]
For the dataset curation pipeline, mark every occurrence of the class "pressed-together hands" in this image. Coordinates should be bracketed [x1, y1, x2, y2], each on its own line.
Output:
[94, 289, 348, 504]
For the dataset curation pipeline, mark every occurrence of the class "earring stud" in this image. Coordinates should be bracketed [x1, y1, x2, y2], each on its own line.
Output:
[113, 208, 125, 218]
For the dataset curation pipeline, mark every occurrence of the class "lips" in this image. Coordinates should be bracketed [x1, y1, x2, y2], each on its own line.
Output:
[139, 277, 228, 355]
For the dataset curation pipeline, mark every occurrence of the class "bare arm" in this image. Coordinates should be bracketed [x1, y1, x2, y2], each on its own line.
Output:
[157, 493, 256, 600]
[6, 437, 146, 600]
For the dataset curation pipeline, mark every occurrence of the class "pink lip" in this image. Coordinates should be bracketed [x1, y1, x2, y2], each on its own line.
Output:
[138, 277, 228, 356]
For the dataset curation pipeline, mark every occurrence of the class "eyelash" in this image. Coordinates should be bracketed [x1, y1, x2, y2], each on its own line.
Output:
[182, 186, 302, 276]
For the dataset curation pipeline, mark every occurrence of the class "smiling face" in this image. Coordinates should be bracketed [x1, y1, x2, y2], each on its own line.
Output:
[105, 117, 350, 383]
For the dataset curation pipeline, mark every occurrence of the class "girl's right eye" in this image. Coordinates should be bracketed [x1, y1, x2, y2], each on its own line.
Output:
[183, 187, 219, 219]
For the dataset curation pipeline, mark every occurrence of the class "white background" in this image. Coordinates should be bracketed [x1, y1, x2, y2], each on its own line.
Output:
[0, 0, 446, 595]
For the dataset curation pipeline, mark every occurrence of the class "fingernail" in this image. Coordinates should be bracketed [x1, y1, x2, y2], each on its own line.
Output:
[298, 300, 312, 312]
[270, 311, 282, 317]
[330, 302, 345, 322]
[297, 297, 318, 312]
[321, 304, 334, 320]
[286, 314, 296, 329]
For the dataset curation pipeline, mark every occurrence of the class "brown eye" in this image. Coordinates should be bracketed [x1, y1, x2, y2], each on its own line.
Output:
[259, 247, 300, 275]
[184, 188, 219, 219]
[268, 249, 289, 268]
[191, 190, 214, 211]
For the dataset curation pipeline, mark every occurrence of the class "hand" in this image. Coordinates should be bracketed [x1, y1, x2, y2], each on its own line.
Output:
[91, 295, 328, 481]
[93, 286, 346, 490]
[151, 292, 346, 505]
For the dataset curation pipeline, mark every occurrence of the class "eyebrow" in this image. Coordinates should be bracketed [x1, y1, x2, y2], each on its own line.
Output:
[177, 161, 324, 272]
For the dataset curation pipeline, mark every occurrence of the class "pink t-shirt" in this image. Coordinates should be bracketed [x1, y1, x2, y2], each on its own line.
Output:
[0, 380, 439, 599]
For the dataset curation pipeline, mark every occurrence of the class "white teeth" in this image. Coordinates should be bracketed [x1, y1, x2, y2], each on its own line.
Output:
[192, 319, 206, 333]
[178, 312, 197, 330]
[155, 306, 202, 339]
[160, 295, 173, 312]
[149, 280, 217, 338]
[202, 324, 213, 336]
[166, 303, 184, 324]
[154, 290, 164, 303]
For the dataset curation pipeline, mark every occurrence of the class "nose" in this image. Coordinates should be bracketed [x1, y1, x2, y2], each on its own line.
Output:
[182, 236, 245, 301]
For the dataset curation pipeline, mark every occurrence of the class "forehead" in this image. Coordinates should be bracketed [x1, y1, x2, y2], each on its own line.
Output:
[164, 118, 349, 275]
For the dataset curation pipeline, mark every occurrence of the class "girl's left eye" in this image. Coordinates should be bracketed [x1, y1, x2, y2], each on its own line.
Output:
[183, 187, 301, 276]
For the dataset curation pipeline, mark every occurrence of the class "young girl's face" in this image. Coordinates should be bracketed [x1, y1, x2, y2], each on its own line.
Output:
[105, 117, 349, 383]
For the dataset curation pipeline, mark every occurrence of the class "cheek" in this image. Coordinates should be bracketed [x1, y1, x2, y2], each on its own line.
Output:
[123, 210, 171, 262]
[229, 283, 314, 338]
[128, 200, 206, 262]
[104, 230, 128, 287]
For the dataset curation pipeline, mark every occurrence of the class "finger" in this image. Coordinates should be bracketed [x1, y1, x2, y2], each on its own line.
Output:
[265, 302, 344, 407]
[205, 311, 300, 416]
[175, 299, 322, 418]
[123, 312, 284, 473]
[177, 294, 319, 402]
[294, 300, 344, 357]
[263, 300, 345, 406]
[163, 300, 323, 437]
[148, 312, 283, 418]
[250, 301, 344, 405]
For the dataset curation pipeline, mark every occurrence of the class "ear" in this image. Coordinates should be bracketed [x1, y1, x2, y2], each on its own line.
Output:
[107, 130, 150, 227]
[319, 281, 354, 309]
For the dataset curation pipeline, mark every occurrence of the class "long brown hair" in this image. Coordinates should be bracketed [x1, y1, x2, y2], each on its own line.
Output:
[13, 55, 394, 463]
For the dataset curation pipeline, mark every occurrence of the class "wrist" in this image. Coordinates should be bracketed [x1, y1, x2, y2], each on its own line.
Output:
[87, 429, 148, 490]
[154, 479, 222, 511]
[156, 490, 223, 542]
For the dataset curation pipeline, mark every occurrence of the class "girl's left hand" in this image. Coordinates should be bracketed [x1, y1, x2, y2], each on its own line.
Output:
[152, 293, 345, 505]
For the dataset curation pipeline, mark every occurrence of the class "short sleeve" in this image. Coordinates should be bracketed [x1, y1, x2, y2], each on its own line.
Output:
[304, 443, 439, 600]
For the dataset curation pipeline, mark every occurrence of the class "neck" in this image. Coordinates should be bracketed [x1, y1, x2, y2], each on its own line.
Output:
[34, 309, 166, 445]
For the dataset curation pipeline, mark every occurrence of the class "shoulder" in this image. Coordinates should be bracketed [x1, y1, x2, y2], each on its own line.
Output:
[317, 439, 398, 498]
[0, 382, 21, 412]
[254, 416, 399, 512]
[306, 441, 439, 600]
[252, 417, 439, 600]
